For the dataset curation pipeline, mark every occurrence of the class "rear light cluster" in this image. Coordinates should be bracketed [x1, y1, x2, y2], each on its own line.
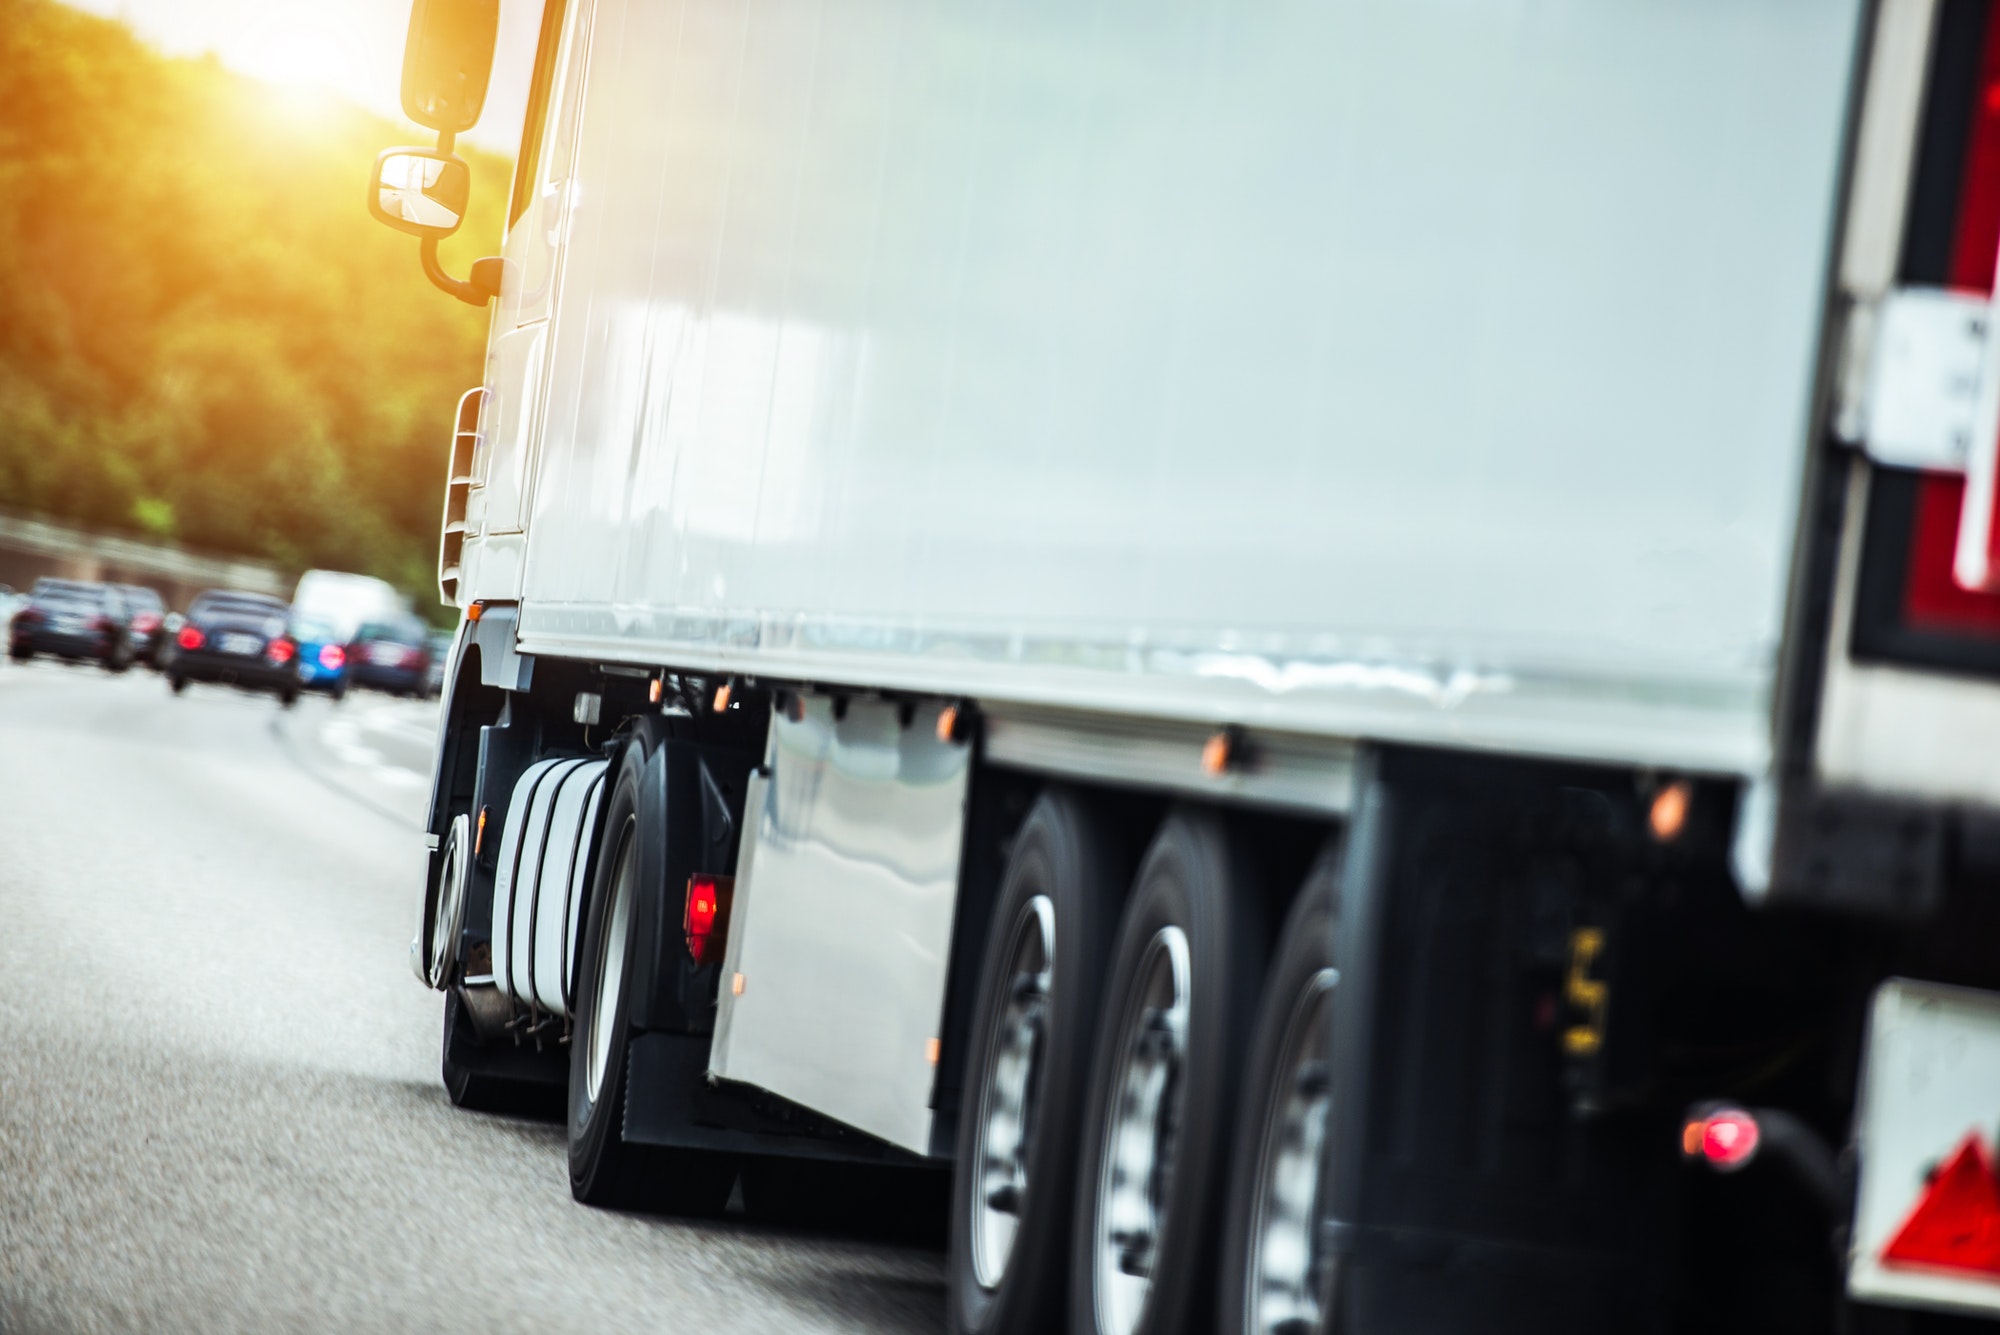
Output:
[177, 625, 205, 651]
[684, 874, 735, 966]
[1907, 12, 2000, 621]
[1681, 1108, 1761, 1172]
[267, 638, 296, 666]
[318, 644, 345, 671]
[131, 612, 162, 634]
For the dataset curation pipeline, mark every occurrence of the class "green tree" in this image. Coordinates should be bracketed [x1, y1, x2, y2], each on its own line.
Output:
[0, 0, 511, 610]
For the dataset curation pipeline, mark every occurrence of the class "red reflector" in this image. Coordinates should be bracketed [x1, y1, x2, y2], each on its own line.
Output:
[177, 625, 205, 651]
[1882, 1133, 2000, 1279]
[1682, 1109, 1760, 1172]
[319, 644, 345, 670]
[683, 874, 733, 966]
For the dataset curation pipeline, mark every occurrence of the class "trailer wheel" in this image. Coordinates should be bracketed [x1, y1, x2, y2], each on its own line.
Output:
[1218, 846, 1341, 1335]
[1070, 809, 1270, 1335]
[568, 735, 738, 1213]
[949, 788, 1127, 1335]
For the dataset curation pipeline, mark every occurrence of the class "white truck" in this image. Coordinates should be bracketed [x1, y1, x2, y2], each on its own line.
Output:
[369, 1, 2000, 1331]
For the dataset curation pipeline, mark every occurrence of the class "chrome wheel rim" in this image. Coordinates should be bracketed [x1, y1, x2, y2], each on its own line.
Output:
[426, 813, 471, 990]
[1244, 967, 1337, 1335]
[585, 820, 636, 1106]
[1094, 925, 1191, 1335]
[970, 894, 1056, 1289]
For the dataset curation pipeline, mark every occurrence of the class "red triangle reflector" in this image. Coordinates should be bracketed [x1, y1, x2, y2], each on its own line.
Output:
[1881, 1133, 2000, 1281]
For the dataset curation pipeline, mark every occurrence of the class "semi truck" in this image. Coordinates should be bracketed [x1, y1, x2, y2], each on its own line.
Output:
[368, 1, 2000, 1331]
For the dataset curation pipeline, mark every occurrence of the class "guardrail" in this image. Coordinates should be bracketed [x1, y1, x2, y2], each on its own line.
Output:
[0, 508, 286, 609]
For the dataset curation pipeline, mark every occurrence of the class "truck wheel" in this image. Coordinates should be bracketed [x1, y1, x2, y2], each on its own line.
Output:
[1218, 846, 1341, 1335]
[1070, 809, 1270, 1335]
[949, 788, 1127, 1335]
[568, 735, 738, 1213]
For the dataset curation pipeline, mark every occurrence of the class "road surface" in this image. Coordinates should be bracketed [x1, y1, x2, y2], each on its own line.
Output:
[0, 658, 946, 1333]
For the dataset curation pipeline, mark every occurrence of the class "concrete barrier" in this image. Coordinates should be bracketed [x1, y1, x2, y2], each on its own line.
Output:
[0, 509, 286, 611]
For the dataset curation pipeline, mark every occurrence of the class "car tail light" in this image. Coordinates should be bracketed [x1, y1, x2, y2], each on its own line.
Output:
[683, 874, 734, 966]
[16, 607, 42, 626]
[177, 625, 205, 651]
[319, 644, 345, 670]
[131, 612, 161, 634]
[90, 615, 114, 634]
[267, 638, 295, 665]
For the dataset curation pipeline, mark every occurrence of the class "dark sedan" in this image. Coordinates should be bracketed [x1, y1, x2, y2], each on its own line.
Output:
[8, 579, 124, 668]
[114, 584, 168, 668]
[348, 618, 433, 697]
[167, 590, 300, 705]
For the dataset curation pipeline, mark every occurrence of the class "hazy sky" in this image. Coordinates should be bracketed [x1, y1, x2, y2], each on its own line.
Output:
[66, 0, 544, 151]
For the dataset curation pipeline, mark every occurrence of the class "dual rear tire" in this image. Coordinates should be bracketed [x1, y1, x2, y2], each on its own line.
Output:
[952, 800, 1333, 1335]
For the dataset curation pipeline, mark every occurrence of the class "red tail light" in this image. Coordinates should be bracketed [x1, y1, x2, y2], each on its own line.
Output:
[1911, 14, 2000, 606]
[267, 638, 295, 665]
[683, 874, 734, 966]
[131, 612, 161, 634]
[1681, 1108, 1761, 1172]
[90, 616, 114, 634]
[177, 625, 205, 651]
[319, 644, 345, 670]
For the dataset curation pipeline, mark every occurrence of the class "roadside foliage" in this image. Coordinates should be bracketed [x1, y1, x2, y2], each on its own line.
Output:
[0, 0, 509, 605]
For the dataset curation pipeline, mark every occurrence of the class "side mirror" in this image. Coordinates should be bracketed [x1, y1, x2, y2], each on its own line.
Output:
[370, 148, 471, 239]
[401, 0, 499, 135]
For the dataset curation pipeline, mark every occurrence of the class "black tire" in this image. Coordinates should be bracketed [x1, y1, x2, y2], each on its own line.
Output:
[280, 688, 299, 708]
[568, 730, 738, 1213]
[168, 673, 187, 695]
[1219, 845, 1342, 1335]
[1070, 808, 1272, 1335]
[949, 788, 1128, 1335]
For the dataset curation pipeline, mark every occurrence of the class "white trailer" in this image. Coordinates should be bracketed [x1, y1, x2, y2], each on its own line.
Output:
[370, 0, 2000, 1330]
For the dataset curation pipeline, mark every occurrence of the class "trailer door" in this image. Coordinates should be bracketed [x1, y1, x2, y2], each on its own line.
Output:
[473, 0, 593, 559]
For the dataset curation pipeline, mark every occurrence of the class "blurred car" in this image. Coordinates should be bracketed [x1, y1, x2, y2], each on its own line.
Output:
[0, 584, 25, 630]
[347, 618, 432, 697]
[9, 579, 126, 669]
[113, 584, 168, 668]
[289, 614, 351, 701]
[167, 589, 299, 705]
[423, 630, 450, 697]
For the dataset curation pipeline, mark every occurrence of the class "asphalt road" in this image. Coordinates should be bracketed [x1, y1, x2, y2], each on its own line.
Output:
[0, 658, 946, 1334]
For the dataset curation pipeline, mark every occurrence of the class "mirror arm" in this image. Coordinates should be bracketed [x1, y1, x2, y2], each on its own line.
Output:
[420, 235, 498, 306]
[417, 129, 499, 307]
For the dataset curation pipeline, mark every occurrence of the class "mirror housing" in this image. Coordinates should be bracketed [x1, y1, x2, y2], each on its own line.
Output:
[401, 0, 499, 135]
[369, 148, 472, 239]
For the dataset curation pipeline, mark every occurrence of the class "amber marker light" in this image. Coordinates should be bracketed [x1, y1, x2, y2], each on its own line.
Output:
[474, 806, 489, 857]
[731, 972, 746, 996]
[466, 600, 485, 623]
[648, 678, 662, 704]
[1649, 780, 1693, 843]
[937, 704, 960, 744]
[1201, 728, 1237, 777]
[713, 682, 732, 713]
